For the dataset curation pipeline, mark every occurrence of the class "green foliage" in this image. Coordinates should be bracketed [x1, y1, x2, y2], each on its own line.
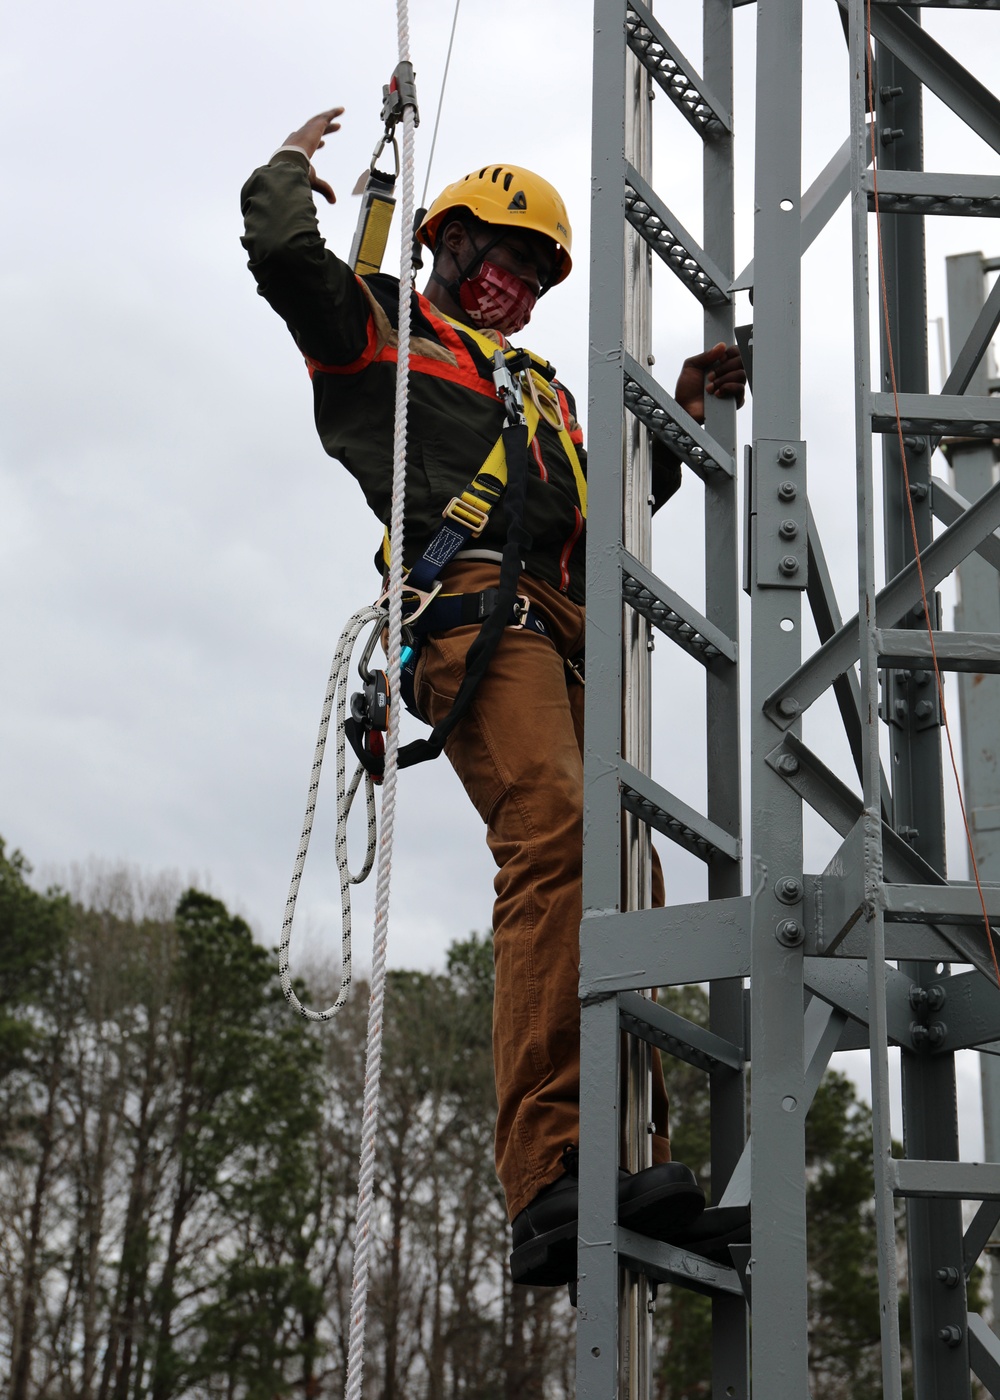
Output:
[0, 839, 68, 1085]
[3, 845, 984, 1400]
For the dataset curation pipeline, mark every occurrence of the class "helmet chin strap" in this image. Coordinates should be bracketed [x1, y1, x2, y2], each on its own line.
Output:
[428, 228, 516, 305]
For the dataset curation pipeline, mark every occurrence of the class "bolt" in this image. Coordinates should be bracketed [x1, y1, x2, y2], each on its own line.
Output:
[938, 1325, 963, 1349]
[779, 554, 800, 576]
[894, 699, 908, 721]
[881, 127, 905, 146]
[776, 877, 803, 904]
[911, 1021, 947, 1050]
[897, 825, 919, 844]
[777, 696, 800, 719]
[936, 1267, 960, 1289]
[777, 481, 797, 501]
[903, 435, 927, 454]
[909, 480, 929, 500]
[779, 518, 799, 540]
[778, 445, 797, 465]
[880, 84, 904, 103]
[647, 352, 656, 366]
[913, 669, 930, 686]
[925, 984, 946, 1011]
[915, 700, 935, 721]
[775, 754, 800, 776]
[775, 919, 803, 948]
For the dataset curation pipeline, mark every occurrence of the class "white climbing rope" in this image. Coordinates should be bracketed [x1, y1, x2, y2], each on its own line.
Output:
[344, 10, 417, 1398]
[278, 604, 383, 1021]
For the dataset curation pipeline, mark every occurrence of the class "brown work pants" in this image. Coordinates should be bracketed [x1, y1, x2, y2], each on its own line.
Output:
[414, 561, 671, 1221]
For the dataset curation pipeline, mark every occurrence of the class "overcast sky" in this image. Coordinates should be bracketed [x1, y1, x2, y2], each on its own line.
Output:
[4, 1, 1000, 1141]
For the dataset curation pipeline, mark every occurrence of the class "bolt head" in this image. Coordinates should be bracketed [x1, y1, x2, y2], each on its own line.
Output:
[778, 445, 798, 464]
[776, 877, 803, 903]
[775, 919, 803, 947]
[777, 481, 797, 501]
[778, 554, 800, 576]
[777, 696, 800, 720]
[776, 754, 800, 776]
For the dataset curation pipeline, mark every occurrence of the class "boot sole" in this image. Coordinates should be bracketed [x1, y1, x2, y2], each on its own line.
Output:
[510, 1177, 706, 1287]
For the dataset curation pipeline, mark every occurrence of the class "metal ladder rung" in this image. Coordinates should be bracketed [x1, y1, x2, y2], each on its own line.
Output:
[876, 627, 1000, 673]
[625, 165, 731, 307]
[620, 759, 740, 864]
[871, 391, 1000, 438]
[624, 355, 735, 479]
[625, 0, 731, 137]
[890, 1159, 1000, 1199]
[618, 989, 744, 1073]
[866, 169, 1000, 215]
[617, 1229, 745, 1298]
[623, 552, 737, 667]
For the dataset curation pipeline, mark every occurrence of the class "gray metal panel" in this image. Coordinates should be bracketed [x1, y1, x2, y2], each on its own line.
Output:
[578, 898, 751, 996]
[803, 958, 916, 1046]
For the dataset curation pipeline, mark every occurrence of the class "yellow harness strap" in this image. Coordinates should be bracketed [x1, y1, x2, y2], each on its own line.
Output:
[382, 322, 586, 569]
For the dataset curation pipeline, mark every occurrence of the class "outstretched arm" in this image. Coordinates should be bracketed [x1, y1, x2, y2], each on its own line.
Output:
[277, 106, 344, 204]
[241, 106, 372, 367]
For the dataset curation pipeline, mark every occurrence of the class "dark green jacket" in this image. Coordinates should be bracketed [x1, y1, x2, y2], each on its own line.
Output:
[241, 151, 678, 604]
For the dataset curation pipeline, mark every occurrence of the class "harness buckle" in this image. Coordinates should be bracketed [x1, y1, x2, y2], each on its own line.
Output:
[442, 493, 491, 537]
[377, 578, 443, 626]
[511, 595, 532, 629]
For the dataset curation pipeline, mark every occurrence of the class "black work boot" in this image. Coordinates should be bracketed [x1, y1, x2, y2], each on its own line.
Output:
[509, 1148, 705, 1287]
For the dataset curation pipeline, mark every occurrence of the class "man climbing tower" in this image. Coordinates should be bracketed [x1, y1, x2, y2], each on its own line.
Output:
[241, 106, 746, 1288]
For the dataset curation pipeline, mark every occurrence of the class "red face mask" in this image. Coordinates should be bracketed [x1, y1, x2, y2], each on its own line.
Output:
[458, 259, 537, 335]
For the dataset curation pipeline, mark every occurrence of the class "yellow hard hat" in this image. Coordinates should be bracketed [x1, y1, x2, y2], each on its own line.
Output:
[418, 164, 572, 285]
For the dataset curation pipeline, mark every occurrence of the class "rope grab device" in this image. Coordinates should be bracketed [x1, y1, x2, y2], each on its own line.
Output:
[349, 62, 425, 279]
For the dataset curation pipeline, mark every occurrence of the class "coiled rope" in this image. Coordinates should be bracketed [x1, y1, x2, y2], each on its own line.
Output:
[278, 604, 382, 1022]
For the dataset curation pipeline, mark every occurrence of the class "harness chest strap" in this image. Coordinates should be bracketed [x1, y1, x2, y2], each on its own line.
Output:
[381, 327, 587, 593]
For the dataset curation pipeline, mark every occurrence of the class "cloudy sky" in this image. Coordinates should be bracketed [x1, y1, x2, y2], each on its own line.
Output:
[4, 0, 1000, 1136]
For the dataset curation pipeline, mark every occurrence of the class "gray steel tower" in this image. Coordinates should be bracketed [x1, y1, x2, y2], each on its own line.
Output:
[577, 1, 1000, 1396]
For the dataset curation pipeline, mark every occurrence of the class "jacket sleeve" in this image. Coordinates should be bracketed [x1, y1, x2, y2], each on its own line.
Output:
[240, 152, 372, 366]
[651, 438, 682, 511]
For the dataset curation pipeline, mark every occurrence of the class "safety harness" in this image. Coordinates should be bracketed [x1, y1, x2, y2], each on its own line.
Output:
[344, 327, 587, 782]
